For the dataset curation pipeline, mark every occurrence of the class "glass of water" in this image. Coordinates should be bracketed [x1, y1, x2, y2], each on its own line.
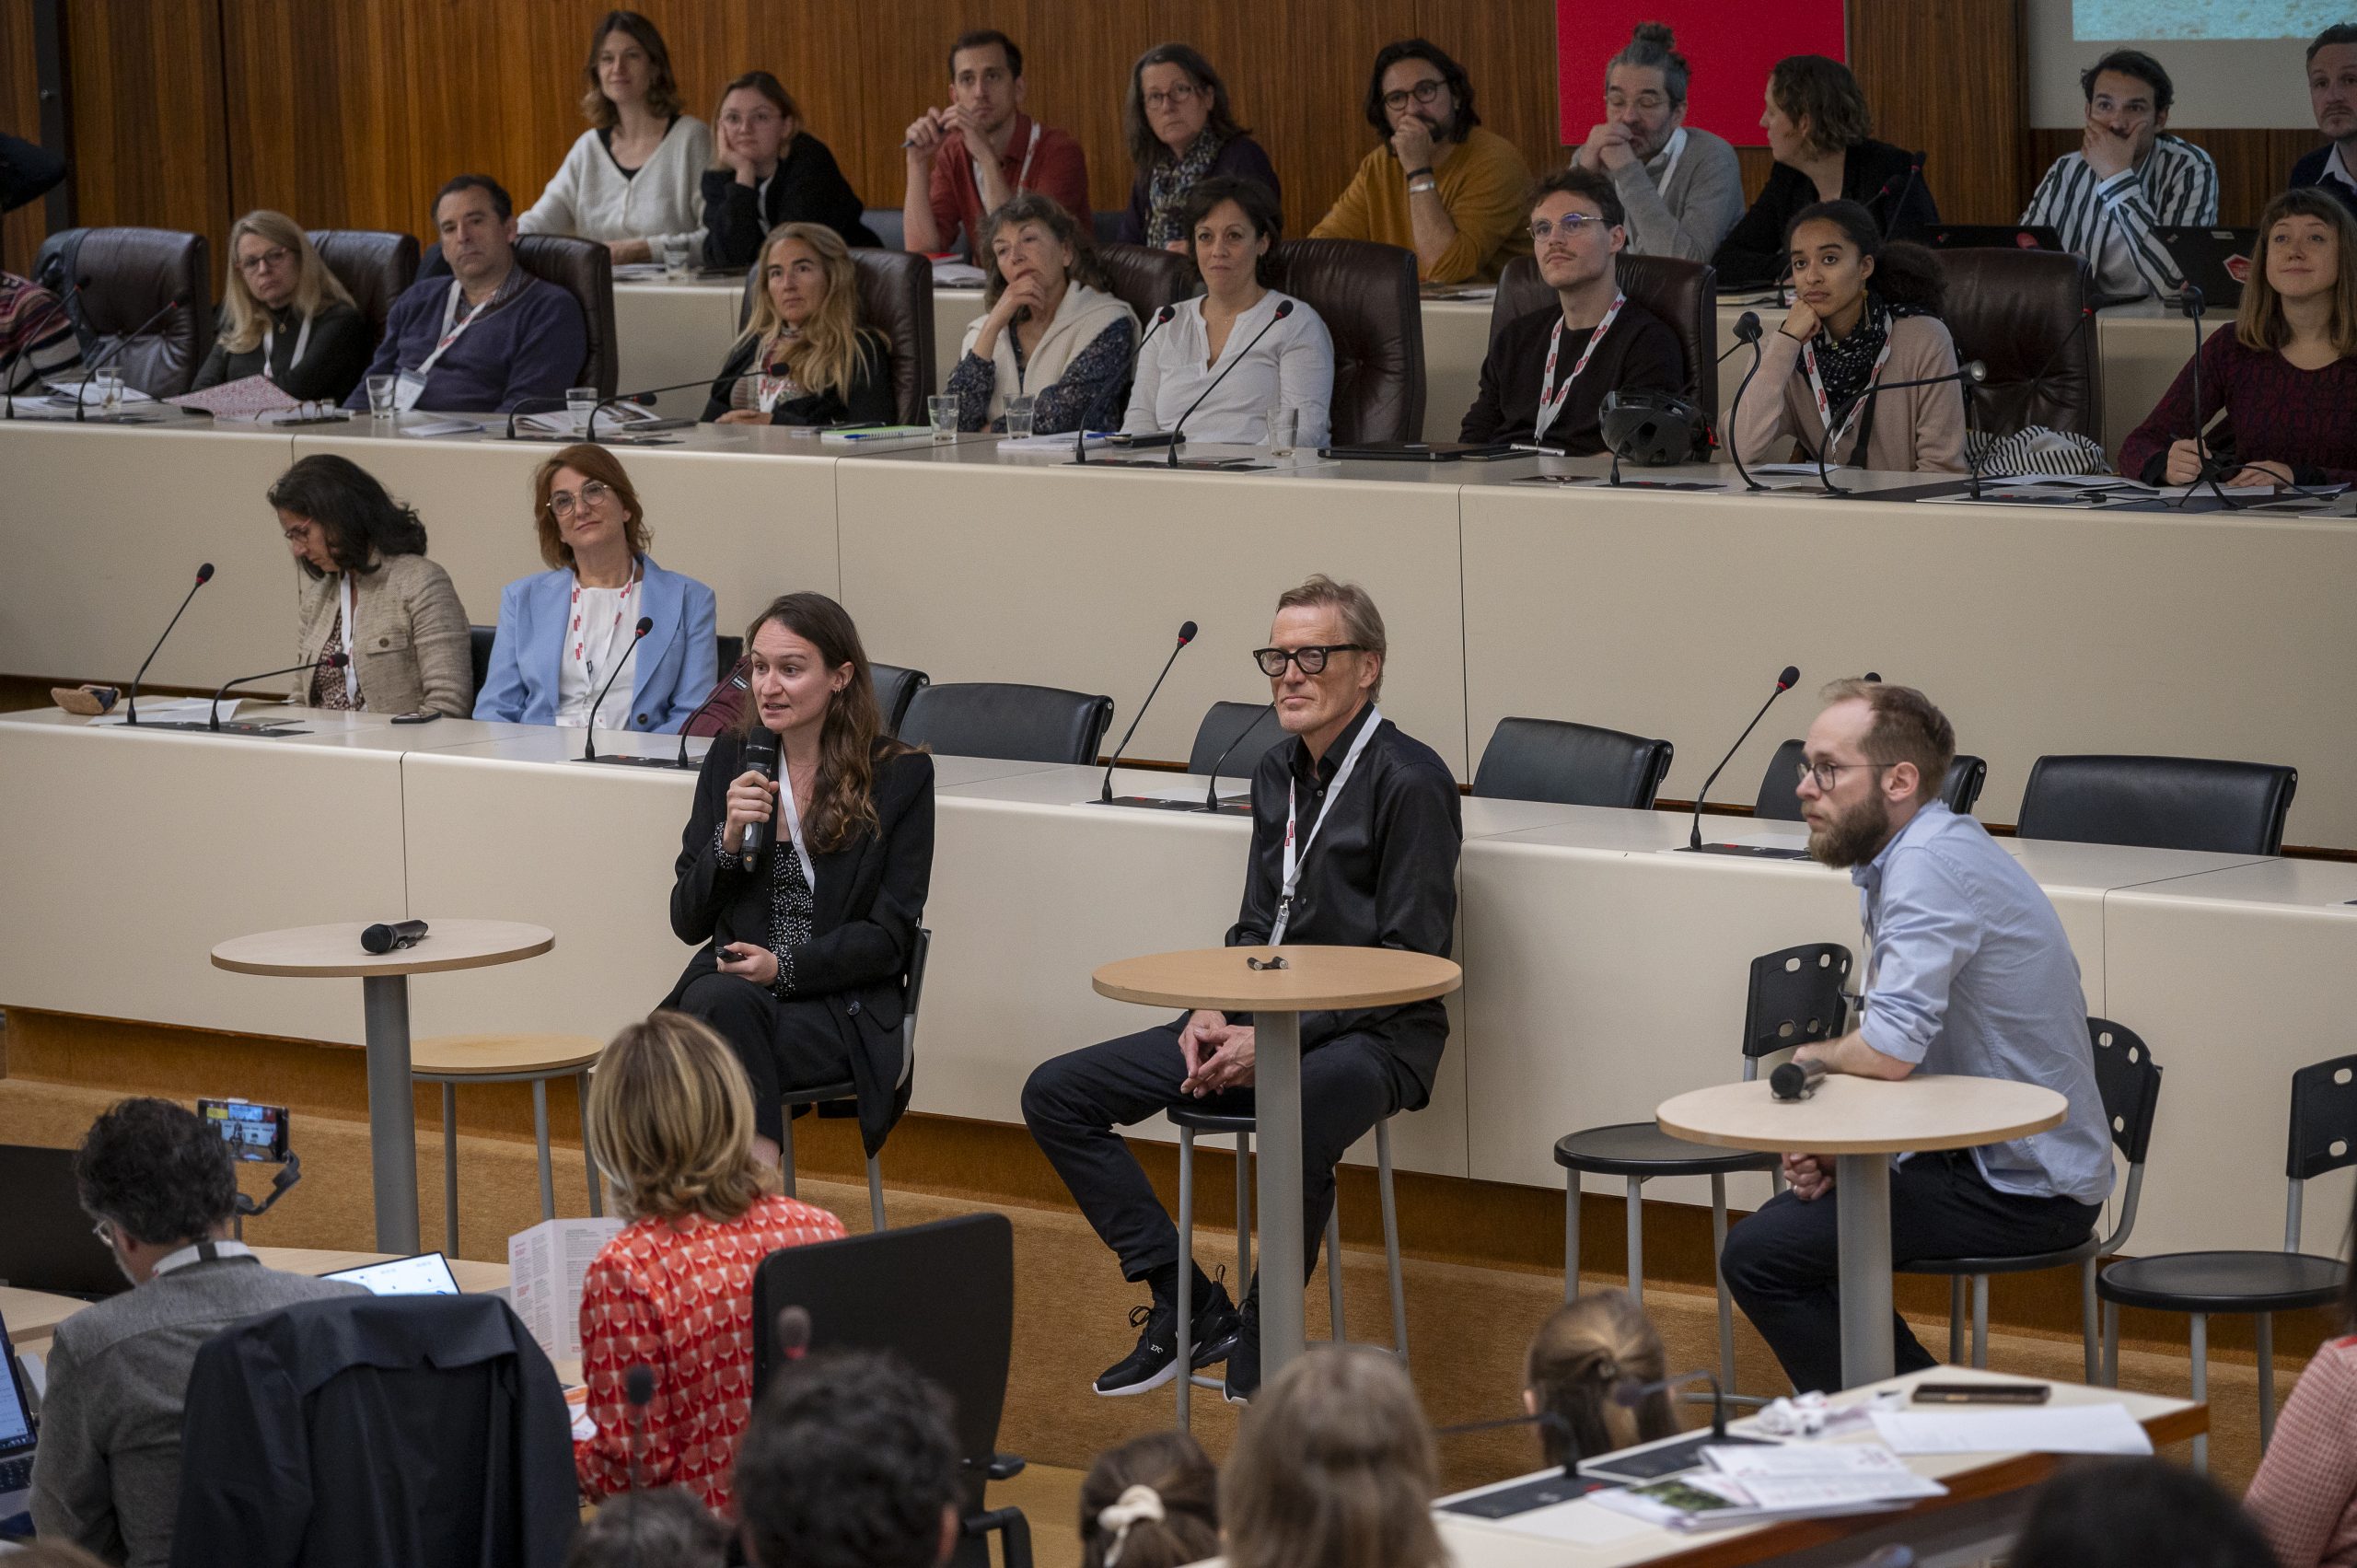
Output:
[1003, 395, 1038, 440]
[1265, 403, 1299, 458]
[94, 369, 123, 414]
[366, 374, 398, 420]
[662, 237, 692, 278]
[568, 386, 599, 428]
[927, 394, 958, 444]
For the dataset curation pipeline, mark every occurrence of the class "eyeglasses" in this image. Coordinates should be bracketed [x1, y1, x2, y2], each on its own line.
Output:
[1528, 213, 1605, 243]
[1143, 84, 1200, 111]
[281, 517, 319, 543]
[548, 480, 614, 519]
[91, 1217, 114, 1246]
[1797, 760, 1894, 792]
[1381, 79, 1447, 111]
[238, 246, 294, 275]
[1254, 644, 1366, 677]
[1606, 90, 1670, 112]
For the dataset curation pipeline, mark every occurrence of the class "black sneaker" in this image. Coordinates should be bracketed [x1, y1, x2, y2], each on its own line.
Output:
[1223, 1290, 1260, 1403]
[1094, 1276, 1240, 1397]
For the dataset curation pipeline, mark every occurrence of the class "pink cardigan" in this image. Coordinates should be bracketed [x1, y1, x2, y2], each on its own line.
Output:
[2247, 1334, 2357, 1568]
[1732, 313, 1968, 475]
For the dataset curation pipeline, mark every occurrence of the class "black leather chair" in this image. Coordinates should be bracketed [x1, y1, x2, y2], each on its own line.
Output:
[35, 226, 214, 397]
[871, 662, 930, 736]
[1488, 252, 1720, 423]
[1472, 717, 1674, 809]
[512, 234, 617, 397]
[2017, 754, 2297, 855]
[468, 625, 496, 697]
[899, 682, 1114, 766]
[751, 1214, 1031, 1568]
[1754, 738, 1990, 819]
[1097, 241, 1199, 329]
[308, 229, 420, 344]
[739, 249, 935, 424]
[1940, 248, 2103, 439]
[1188, 701, 1285, 781]
[1265, 238, 1423, 444]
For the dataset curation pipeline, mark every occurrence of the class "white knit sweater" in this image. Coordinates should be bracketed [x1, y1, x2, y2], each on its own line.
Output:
[517, 116, 712, 254]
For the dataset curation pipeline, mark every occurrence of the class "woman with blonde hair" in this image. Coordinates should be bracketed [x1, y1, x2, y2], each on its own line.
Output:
[574, 1010, 848, 1512]
[702, 71, 878, 267]
[192, 211, 372, 402]
[702, 223, 895, 426]
[1222, 1344, 1447, 1568]
[1523, 1290, 1678, 1467]
[517, 9, 711, 265]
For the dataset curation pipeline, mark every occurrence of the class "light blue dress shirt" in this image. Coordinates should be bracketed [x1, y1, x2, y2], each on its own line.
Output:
[1853, 802, 2115, 1205]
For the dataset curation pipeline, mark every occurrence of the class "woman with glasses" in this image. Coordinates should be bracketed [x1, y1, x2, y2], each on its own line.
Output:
[270, 454, 471, 718]
[701, 71, 878, 269]
[1114, 44, 1280, 250]
[473, 443, 718, 732]
[192, 212, 374, 403]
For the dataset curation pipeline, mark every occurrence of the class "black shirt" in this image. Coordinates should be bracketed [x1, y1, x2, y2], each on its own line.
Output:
[190, 300, 375, 404]
[1712, 138, 1942, 287]
[1460, 295, 1686, 451]
[700, 134, 880, 269]
[1229, 702, 1462, 1101]
[701, 327, 899, 426]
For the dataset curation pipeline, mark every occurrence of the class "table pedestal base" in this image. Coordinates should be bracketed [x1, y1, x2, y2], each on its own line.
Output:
[1255, 1009, 1305, 1380]
[362, 973, 420, 1252]
[1835, 1152, 1895, 1388]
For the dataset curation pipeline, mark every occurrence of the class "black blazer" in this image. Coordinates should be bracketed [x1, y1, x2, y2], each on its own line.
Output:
[1712, 138, 1942, 287]
[701, 327, 897, 426]
[700, 133, 880, 268]
[666, 733, 934, 1154]
[190, 300, 376, 404]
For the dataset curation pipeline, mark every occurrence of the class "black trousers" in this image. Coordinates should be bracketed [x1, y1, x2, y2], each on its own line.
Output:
[1720, 1148, 2102, 1395]
[674, 971, 854, 1144]
[1021, 1020, 1403, 1288]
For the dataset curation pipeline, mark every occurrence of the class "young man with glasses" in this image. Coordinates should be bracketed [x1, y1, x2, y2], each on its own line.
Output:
[1717, 680, 2114, 1395]
[31, 1098, 361, 1566]
[1569, 22, 1745, 261]
[2021, 49, 2217, 301]
[1024, 575, 1460, 1404]
[1310, 38, 1532, 283]
[1460, 167, 1685, 449]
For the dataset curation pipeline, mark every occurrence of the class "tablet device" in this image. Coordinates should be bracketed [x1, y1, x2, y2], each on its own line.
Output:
[325, 1251, 462, 1295]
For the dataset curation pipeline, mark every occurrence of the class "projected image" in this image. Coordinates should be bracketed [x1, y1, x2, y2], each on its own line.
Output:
[2075, 2, 2345, 41]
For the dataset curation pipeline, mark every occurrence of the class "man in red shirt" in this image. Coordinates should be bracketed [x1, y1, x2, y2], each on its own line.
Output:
[900, 29, 1091, 259]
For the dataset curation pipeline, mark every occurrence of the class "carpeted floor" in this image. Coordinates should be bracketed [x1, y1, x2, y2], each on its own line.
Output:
[0, 1076, 2282, 1568]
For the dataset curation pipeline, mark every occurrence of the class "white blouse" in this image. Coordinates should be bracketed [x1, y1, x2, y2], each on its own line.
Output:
[517, 117, 712, 255]
[1120, 291, 1335, 448]
[553, 582, 641, 730]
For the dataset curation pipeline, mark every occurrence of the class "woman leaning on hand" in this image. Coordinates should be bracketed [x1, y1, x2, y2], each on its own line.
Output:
[702, 71, 878, 268]
[664, 592, 935, 1172]
[703, 223, 896, 427]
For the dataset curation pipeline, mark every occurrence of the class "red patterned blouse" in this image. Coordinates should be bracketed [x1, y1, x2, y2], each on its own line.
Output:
[574, 1193, 848, 1510]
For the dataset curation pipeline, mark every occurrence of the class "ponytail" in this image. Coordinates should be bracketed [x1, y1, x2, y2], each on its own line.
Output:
[1525, 1291, 1678, 1468]
[1078, 1432, 1220, 1568]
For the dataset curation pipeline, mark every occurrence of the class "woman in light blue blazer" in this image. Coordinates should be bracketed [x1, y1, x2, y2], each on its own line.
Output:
[474, 444, 718, 732]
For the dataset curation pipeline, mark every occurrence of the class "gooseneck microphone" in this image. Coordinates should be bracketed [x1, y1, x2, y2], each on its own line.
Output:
[1203, 702, 1275, 812]
[72, 297, 182, 423]
[1100, 621, 1197, 801]
[1875, 154, 1926, 239]
[1770, 1056, 1829, 1101]
[1168, 299, 1293, 466]
[125, 562, 215, 726]
[586, 370, 765, 442]
[1687, 665, 1800, 850]
[1724, 312, 1767, 493]
[2173, 285, 2237, 511]
[1613, 1367, 1729, 1441]
[580, 616, 655, 761]
[622, 1365, 656, 1493]
[1811, 361, 1987, 497]
[738, 728, 781, 859]
[1077, 303, 1177, 464]
[209, 651, 346, 730]
[360, 919, 430, 954]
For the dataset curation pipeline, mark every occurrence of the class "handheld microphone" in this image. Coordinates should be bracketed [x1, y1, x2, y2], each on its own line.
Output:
[72, 296, 182, 422]
[580, 615, 655, 761]
[1875, 154, 1926, 238]
[775, 1304, 812, 1362]
[1076, 304, 1177, 463]
[1613, 1367, 1729, 1441]
[1203, 701, 1275, 812]
[1723, 312, 1769, 493]
[1686, 665, 1799, 850]
[622, 1365, 656, 1493]
[1811, 361, 1986, 497]
[209, 651, 346, 730]
[1099, 620, 1196, 802]
[1167, 299, 1293, 466]
[360, 919, 430, 954]
[1770, 1056, 1829, 1102]
[674, 653, 750, 768]
[124, 562, 215, 726]
[738, 728, 781, 858]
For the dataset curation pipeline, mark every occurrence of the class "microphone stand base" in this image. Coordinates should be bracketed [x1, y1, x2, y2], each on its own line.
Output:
[1089, 795, 1252, 815]
[575, 752, 699, 770]
[1675, 842, 1813, 861]
[125, 719, 309, 737]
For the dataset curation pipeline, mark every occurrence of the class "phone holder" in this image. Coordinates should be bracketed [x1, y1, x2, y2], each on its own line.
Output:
[231, 1151, 302, 1239]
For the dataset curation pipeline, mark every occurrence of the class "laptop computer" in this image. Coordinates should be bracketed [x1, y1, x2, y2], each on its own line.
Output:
[0, 1303, 41, 1536]
[0, 1145, 129, 1301]
[1923, 224, 2062, 252]
[2158, 226, 2258, 309]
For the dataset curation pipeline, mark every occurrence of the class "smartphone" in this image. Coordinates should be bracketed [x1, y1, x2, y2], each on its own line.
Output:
[197, 1098, 291, 1163]
[389, 709, 442, 725]
[1911, 1381, 2050, 1404]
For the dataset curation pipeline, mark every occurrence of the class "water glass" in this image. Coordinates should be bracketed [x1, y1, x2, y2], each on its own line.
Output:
[662, 237, 692, 278]
[1265, 403, 1300, 457]
[568, 386, 599, 428]
[95, 369, 123, 414]
[1004, 396, 1038, 440]
[927, 394, 958, 444]
[366, 374, 398, 420]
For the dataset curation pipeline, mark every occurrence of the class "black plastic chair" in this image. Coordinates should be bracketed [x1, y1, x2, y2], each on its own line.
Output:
[1753, 739, 1990, 820]
[899, 682, 1114, 766]
[871, 662, 930, 737]
[1187, 702, 1285, 781]
[2098, 1052, 2354, 1471]
[773, 928, 928, 1233]
[1553, 943, 1852, 1400]
[1472, 718, 1674, 809]
[2017, 754, 2298, 854]
[468, 625, 496, 698]
[1896, 1019, 2163, 1379]
[751, 1213, 1029, 1568]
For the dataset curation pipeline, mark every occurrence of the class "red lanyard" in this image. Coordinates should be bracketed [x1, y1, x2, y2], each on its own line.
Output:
[1531, 293, 1625, 446]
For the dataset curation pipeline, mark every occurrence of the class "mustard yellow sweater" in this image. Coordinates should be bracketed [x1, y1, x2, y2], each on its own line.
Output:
[1309, 126, 1533, 284]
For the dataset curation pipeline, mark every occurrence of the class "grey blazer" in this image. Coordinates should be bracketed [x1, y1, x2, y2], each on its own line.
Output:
[292, 552, 474, 717]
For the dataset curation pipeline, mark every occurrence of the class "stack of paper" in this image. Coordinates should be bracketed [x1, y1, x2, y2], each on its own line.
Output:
[1592, 1442, 1945, 1531]
[510, 401, 665, 437]
[1870, 1403, 2152, 1456]
[508, 1215, 625, 1364]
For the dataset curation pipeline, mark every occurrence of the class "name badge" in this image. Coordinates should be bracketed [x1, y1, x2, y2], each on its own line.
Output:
[393, 371, 427, 412]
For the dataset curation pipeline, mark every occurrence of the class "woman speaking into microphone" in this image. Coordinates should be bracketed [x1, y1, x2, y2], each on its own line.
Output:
[663, 592, 934, 1172]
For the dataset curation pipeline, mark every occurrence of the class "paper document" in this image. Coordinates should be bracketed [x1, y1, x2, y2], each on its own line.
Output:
[46, 377, 157, 406]
[610, 262, 671, 281]
[999, 432, 1110, 451]
[398, 417, 485, 438]
[1870, 1402, 2152, 1456]
[930, 260, 987, 286]
[507, 1215, 624, 1364]
[168, 374, 301, 418]
[510, 401, 664, 436]
[1702, 1443, 1946, 1508]
[1981, 473, 2138, 489]
[88, 697, 231, 725]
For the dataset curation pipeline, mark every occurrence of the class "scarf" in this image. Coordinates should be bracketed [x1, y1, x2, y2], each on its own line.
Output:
[1810, 295, 1890, 426]
[1144, 131, 1227, 249]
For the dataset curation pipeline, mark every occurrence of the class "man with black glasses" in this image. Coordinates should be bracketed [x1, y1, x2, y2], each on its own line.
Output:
[1023, 575, 1460, 1404]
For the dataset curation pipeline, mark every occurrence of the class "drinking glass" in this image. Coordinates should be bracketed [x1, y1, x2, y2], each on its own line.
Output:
[95, 370, 123, 414]
[662, 237, 692, 278]
[366, 374, 398, 420]
[1265, 404, 1299, 458]
[1004, 395, 1038, 440]
[927, 394, 958, 444]
[568, 386, 599, 428]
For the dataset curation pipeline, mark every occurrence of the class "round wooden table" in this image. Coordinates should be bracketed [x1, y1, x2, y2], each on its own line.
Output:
[211, 920, 554, 1252]
[1657, 1073, 2067, 1389]
[1093, 944, 1462, 1378]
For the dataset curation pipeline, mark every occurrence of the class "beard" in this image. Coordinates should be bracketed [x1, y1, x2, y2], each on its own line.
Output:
[1807, 789, 1892, 868]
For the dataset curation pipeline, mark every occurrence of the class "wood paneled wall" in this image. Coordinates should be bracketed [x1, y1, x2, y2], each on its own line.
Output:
[0, 2, 43, 278]
[0, 0, 2330, 285]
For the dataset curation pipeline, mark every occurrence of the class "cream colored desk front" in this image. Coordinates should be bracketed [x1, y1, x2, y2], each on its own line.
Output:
[610, 279, 745, 405]
[2093, 299, 2190, 459]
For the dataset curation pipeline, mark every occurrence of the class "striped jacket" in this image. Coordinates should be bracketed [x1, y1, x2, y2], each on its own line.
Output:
[2021, 134, 2217, 299]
